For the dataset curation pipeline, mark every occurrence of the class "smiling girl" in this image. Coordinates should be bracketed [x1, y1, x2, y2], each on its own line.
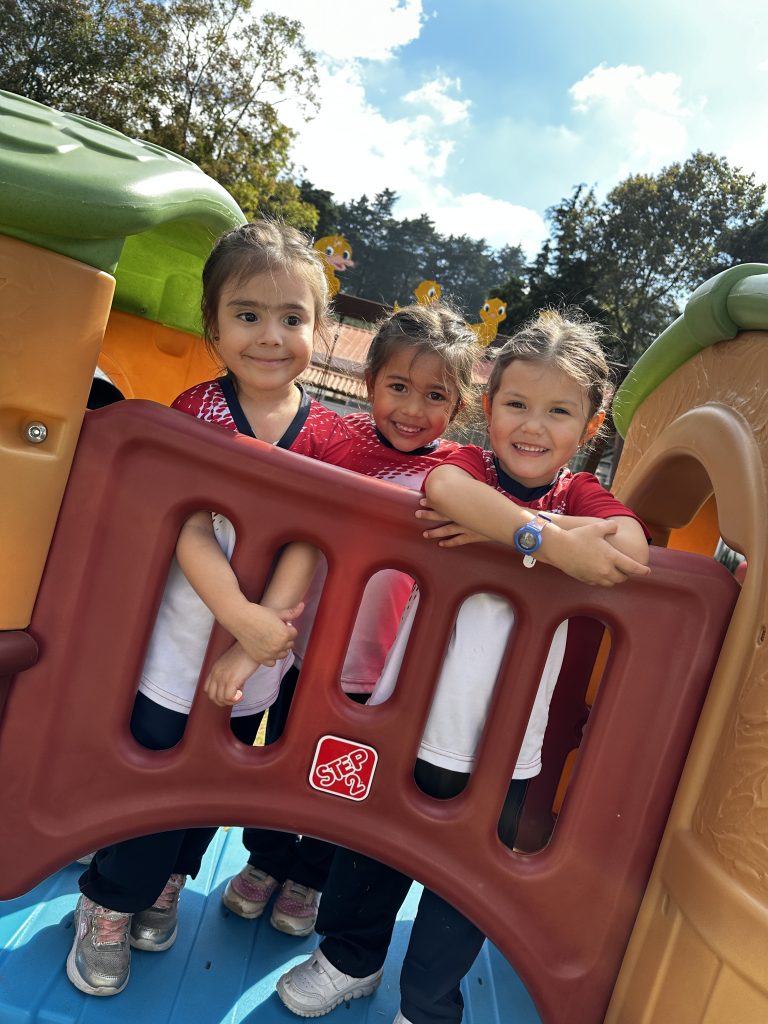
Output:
[277, 310, 651, 1024]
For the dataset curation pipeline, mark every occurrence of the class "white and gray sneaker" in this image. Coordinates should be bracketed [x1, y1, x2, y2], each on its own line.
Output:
[393, 1011, 415, 1024]
[66, 895, 132, 996]
[277, 947, 383, 1017]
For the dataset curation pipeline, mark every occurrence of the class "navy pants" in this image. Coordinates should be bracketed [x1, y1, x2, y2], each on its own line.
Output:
[79, 692, 264, 914]
[316, 760, 528, 1024]
[241, 665, 368, 890]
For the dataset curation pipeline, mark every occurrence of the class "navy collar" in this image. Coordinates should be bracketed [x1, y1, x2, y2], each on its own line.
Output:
[374, 424, 440, 457]
[493, 455, 561, 503]
[219, 374, 310, 449]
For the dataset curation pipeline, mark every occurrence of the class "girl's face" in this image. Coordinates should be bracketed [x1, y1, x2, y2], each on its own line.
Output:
[484, 359, 603, 487]
[213, 269, 315, 396]
[368, 347, 459, 452]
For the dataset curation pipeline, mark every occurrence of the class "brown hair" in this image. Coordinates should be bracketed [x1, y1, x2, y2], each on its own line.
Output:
[200, 219, 332, 362]
[365, 303, 478, 428]
[486, 309, 612, 420]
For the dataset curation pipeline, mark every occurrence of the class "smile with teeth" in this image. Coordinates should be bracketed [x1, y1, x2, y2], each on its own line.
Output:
[513, 442, 548, 453]
[393, 422, 423, 434]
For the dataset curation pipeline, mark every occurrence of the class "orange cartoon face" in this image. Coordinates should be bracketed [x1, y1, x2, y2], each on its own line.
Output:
[414, 280, 442, 305]
[479, 297, 507, 325]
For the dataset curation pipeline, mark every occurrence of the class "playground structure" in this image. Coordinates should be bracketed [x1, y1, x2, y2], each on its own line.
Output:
[1, 90, 768, 1022]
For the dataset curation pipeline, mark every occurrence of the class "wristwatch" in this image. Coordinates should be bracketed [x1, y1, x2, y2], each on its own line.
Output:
[513, 513, 552, 568]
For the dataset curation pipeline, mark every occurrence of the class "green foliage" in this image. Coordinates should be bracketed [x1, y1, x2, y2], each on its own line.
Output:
[494, 153, 766, 363]
[0, 0, 319, 228]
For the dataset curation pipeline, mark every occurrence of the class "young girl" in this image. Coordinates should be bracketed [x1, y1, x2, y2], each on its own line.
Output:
[217, 304, 478, 937]
[276, 311, 651, 1024]
[66, 220, 354, 997]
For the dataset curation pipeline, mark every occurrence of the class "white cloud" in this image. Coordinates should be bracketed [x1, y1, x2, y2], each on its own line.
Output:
[398, 189, 547, 254]
[569, 63, 700, 171]
[252, 0, 544, 254]
[403, 75, 471, 125]
[251, 0, 424, 61]
[286, 61, 543, 255]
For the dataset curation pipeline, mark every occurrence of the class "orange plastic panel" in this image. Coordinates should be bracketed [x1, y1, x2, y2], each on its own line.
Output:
[667, 493, 720, 556]
[98, 309, 219, 404]
[0, 402, 737, 1024]
[0, 234, 114, 628]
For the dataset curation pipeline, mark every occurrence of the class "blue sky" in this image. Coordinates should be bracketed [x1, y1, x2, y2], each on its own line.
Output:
[253, 0, 768, 255]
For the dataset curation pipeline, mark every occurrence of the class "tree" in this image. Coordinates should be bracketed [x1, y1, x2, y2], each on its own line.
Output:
[299, 180, 342, 239]
[498, 153, 766, 363]
[0, 0, 320, 228]
[0, 0, 167, 134]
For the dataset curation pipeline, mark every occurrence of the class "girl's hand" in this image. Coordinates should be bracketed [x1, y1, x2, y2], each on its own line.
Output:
[416, 500, 492, 547]
[539, 520, 651, 587]
[229, 602, 304, 665]
[204, 642, 260, 707]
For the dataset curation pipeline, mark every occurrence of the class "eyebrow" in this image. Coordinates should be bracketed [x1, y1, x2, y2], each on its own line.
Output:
[384, 371, 449, 391]
[499, 389, 579, 408]
[225, 298, 311, 313]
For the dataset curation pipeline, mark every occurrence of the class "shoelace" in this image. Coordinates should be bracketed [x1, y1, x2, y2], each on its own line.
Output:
[153, 874, 184, 910]
[91, 905, 130, 946]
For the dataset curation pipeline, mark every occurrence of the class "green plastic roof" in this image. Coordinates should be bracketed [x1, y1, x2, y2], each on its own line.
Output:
[0, 90, 245, 336]
[613, 263, 768, 437]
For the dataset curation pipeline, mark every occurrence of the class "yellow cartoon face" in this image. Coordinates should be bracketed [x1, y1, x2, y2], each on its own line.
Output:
[314, 235, 354, 272]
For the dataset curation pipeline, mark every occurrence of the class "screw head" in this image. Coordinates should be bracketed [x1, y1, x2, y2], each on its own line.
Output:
[25, 422, 48, 444]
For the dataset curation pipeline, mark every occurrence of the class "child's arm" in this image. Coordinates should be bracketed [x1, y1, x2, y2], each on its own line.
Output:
[425, 465, 649, 586]
[176, 512, 313, 667]
[202, 541, 318, 708]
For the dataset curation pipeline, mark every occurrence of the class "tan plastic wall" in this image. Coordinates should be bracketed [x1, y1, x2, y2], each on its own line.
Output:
[606, 333, 768, 1023]
[0, 235, 114, 628]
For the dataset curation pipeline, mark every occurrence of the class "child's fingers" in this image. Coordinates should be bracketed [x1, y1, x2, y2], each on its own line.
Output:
[438, 534, 476, 548]
[415, 507, 448, 523]
[422, 523, 458, 540]
[613, 552, 651, 578]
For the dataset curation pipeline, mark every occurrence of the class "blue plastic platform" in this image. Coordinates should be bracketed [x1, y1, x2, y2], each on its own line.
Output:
[0, 828, 540, 1024]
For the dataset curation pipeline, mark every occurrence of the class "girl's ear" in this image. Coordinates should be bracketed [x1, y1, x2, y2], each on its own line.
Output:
[584, 409, 606, 440]
[482, 393, 493, 426]
[448, 398, 464, 423]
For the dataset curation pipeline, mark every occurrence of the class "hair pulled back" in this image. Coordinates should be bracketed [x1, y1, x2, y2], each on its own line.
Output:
[365, 303, 478, 426]
[201, 219, 332, 359]
[486, 309, 612, 419]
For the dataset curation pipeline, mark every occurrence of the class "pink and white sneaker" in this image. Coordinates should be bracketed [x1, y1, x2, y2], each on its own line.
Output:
[270, 879, 320, 937]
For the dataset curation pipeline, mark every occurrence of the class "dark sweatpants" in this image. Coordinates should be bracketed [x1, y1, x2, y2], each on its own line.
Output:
[316, 759, 528, 1024]
[241, 665, 368, 890]
[79, 692, 264, 914]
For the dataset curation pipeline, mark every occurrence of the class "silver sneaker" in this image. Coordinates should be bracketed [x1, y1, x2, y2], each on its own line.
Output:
[277, 947, 383, 1017]
[270, 879, 320, 937]
[66, 895, 132, 996]
[130, 873, 185, 951]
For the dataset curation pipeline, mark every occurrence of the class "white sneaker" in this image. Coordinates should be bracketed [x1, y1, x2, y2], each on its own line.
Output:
[276, 947, 383, 1017]
[393, 1012, 415, 1024]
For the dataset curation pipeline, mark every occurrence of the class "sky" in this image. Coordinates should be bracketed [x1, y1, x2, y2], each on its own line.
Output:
[252, 0, 768, 257]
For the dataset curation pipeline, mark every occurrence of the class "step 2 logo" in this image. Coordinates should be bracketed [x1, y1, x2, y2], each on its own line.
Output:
[309, 735, 378, 801]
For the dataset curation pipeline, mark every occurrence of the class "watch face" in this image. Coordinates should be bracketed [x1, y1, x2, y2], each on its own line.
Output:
[519, 529, 537, 550]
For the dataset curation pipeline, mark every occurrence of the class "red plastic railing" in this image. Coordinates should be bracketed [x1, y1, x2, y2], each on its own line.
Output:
[0, 401, 738, 1023]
